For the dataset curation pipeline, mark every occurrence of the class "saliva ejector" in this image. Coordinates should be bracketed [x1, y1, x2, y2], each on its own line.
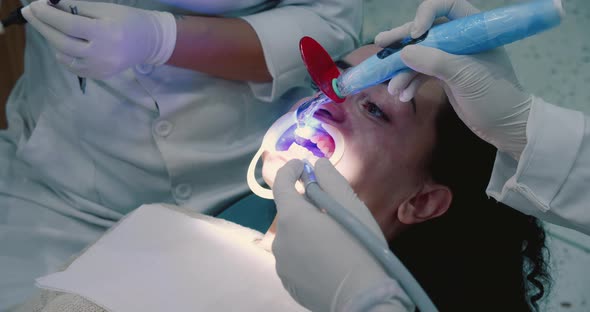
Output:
[295, 0, 564, 138]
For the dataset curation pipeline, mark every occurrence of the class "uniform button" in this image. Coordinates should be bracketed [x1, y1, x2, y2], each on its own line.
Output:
[154, 120, 173, 137]
[174, 183, 192, 200]
[135, 64, 154, 75]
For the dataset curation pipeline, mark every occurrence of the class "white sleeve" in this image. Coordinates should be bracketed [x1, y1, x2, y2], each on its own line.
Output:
[486, 96, 590, 235]
[240, 0, 362, 102]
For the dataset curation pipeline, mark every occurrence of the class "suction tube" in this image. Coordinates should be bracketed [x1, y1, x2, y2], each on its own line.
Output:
[335, 0, 564, 97]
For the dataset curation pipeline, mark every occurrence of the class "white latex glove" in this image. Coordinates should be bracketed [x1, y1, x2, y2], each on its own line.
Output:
[374, 0, 532, 159]
[21, 0, 176, 79]
[272, 159, 413, 312]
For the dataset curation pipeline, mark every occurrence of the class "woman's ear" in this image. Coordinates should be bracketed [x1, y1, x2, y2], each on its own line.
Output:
[397, 182, 452, 225]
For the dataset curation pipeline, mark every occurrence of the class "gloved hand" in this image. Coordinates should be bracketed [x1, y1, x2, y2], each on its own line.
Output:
[272, 159, 413, 312]
[375, 0, 532, 159]
[21, 0, 176, 79]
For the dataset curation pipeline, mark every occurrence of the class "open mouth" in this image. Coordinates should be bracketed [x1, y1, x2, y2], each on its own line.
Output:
[275, 122, 336, 158]
[247, 110, 345, 200]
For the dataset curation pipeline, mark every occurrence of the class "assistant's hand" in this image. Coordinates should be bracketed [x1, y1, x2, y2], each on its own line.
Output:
[272, 159, 413, 312]
[22, 0, 176, 79]
[375, 0, 532, 159]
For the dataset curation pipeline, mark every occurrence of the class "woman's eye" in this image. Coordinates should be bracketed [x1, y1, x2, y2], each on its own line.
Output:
[362, 101, 390, 122]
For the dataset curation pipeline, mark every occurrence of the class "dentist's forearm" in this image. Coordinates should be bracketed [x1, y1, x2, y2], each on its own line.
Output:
[167, 15, 272, 82]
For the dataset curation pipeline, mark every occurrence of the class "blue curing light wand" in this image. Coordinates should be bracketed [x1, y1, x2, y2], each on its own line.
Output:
[296, 0, 564, 131]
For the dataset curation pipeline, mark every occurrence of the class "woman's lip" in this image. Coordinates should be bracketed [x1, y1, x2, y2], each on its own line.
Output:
[313, 108, 339, 126]
[315, 102, 344, 123]
[314, 108, 332, 119]
[313, 112, 333, 125]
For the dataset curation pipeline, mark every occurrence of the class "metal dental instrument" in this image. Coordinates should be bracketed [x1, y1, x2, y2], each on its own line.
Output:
[0, 0, 61, 34]
[68, 4, 86, 94]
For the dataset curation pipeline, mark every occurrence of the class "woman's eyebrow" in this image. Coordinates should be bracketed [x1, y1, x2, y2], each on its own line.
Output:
[335, 59, 417, 115]
[335, 60, 352, 70]
[336, 59, 393, 88]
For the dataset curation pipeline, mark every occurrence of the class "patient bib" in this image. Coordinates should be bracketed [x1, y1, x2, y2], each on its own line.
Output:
[36, 204, 308, 312]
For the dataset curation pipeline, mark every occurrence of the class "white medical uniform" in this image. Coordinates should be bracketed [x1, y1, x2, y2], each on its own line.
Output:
[487, 98, 590, 236]
[0, 0, 362, 308]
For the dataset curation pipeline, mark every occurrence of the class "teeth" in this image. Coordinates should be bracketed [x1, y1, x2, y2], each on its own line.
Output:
[289, 143, 313, 158]
[317, 141, 327, 156]
[288, 142, 321, 161]
[317, 138, 333, 158]
[310, 134, 320, 144]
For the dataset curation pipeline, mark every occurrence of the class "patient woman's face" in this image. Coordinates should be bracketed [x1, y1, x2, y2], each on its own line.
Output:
[263, 45, 446, 228]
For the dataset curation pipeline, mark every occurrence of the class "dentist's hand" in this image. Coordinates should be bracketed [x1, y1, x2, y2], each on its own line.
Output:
[22, 0, 176, 79]
[272, 159, 413, 312]
[375, 0, 532, 159]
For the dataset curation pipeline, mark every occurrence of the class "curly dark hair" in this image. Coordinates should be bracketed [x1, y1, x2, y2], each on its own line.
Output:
[390, 95, 551, 311]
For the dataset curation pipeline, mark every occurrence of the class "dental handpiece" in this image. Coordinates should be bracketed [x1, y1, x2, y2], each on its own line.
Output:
[299, 161, 438, 312]
[296, 0, 564, 128]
